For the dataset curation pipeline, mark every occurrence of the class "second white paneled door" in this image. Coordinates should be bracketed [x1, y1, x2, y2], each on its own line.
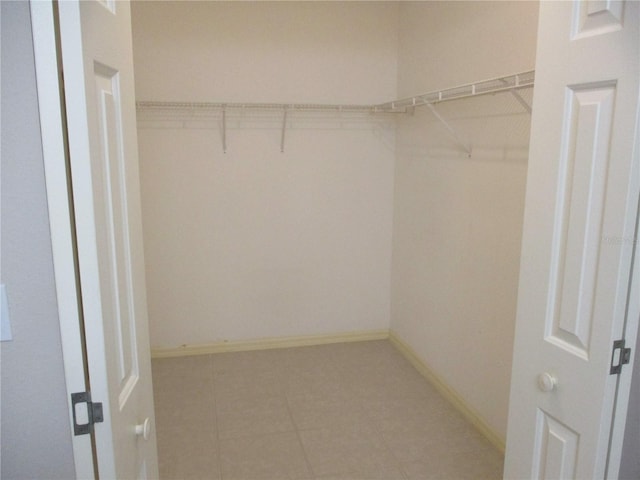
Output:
[505, 1, 639, 478]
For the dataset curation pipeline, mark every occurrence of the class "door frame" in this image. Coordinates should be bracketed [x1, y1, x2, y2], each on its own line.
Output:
[32, 1, 160, 477]
[29, 0, 640, 478]
[607, 100, 640, 478]
[30, 1, 96, 477]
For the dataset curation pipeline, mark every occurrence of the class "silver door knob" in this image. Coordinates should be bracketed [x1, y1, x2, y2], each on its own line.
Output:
[135, 417, 151, 440]
[537, 372, 558, 392]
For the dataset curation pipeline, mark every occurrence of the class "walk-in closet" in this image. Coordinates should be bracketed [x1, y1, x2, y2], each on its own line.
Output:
[6, 0, 639, 478]
[130, 2, 536, 478]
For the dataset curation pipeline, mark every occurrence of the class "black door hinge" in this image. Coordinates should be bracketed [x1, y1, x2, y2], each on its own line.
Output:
[71, 391, 103, 436]
[610, 339, 632, 375]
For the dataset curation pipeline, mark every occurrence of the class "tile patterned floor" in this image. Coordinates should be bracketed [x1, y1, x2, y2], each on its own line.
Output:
[152, 340, 504, 480]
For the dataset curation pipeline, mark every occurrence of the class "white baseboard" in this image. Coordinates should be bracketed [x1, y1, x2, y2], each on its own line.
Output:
[389, 330, 506, 454]
[150, 329, 390, 358]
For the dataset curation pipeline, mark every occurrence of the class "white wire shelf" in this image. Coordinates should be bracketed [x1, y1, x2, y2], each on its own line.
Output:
[135, 70, 535, 155]
[377, 70, 534, 111]
[136, 70, 534, 115]
[135, 101, 394, 114]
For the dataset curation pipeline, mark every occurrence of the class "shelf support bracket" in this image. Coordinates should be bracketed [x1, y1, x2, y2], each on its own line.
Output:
[498, 78, 532, 114]
[425, 103, 472, 157]
[280, 106, 288, 153]
[509, 89, 532, 114]
[222, 105, 227, 153]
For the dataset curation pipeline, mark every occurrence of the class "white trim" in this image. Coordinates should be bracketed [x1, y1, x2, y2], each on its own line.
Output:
[389, 330, 506, 454]
[608, 208, 640, 478]
[151, 330, 390, 358]
[606, 86, 640, 479]
[30, 1, 94, 478]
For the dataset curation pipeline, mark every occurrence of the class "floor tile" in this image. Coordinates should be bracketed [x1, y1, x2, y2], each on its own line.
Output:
[287, 391, 368, 431]
[214, 366, 286, 401]
[152, 356, 220, 479]
[153, 364, 216, 426]
[401, 446, 504, 480]
[212, 348, 291, 374]
[157, 425, 220, 480]
[152, 340, 505, 480]
[362, 394, 463, 435]
[383, 421, 498, 464]
[219, 432, 312, 480]
[216, 392, 295, 439]
[299, 425, 406, 479]
[343, 360, 435, 402]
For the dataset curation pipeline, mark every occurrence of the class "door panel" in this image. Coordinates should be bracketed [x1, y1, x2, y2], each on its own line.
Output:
[94, 65, 140, 407]
[533, 410, 579, 479]
[57, 1, 158, 478]
[573, 1, 624, 39]
[549, 82, 616, 357]
[505, 0, 639, 478]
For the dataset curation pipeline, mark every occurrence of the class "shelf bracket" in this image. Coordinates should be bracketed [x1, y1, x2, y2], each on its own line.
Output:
[222, 105, 227, 153]
[498, 78, 532, 114]
[280, 106, 288, 153]
[425, 103, 472, 157]
[509, 89, 532, 114]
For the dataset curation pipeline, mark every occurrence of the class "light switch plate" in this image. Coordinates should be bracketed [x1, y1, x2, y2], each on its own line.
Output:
[1, 284, 13, 341]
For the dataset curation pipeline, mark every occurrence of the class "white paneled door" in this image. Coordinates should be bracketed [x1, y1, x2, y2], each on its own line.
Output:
[505, 1, 639, 479]
[56, 1, 158, 478]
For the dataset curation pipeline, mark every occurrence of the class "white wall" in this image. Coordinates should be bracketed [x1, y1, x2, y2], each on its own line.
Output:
[0, 2, 75, 477]
[391, 1, 539, 442]
[131, 2, 398, 348]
